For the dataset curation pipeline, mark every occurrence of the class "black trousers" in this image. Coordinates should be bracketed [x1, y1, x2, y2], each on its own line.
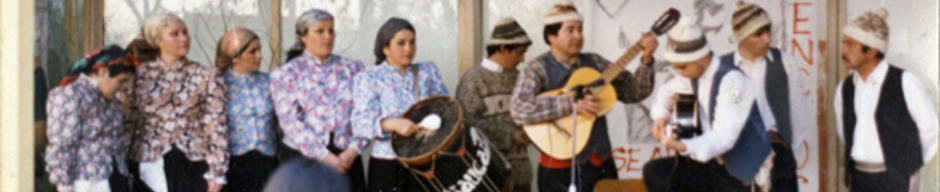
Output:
[769, 141, 799, 192]
[367, 158, 418, 192]
[278, 133, 366, 192]
[536, 158, 618, 192]
[222, 150, 279, 192]
[642, 156, 754, 192]
[129, 147, 209, 192]
[849, 168, 911, 192]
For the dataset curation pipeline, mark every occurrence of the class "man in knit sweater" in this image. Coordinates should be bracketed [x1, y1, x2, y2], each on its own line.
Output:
[455, 17, 534, 192]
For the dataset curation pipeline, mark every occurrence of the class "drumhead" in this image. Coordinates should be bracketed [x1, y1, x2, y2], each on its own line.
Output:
[392, 96, 464, 164]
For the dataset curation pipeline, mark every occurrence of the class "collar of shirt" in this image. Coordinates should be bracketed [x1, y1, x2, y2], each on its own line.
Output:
[852, 59, 889, 86]
[300, 51, 337, 68]
[149, 58, 188, 71]
[377, 60, 414, 76]
[225, 70, 259, 83]
[733, 49, 775, 68]
[77, 74, 105, 100]
[699, 56, 723, 86]
[547, 51, 580, 69]
[481, 58, 504, 72]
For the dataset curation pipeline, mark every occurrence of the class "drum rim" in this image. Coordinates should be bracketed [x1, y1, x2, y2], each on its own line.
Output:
[391, 95, 465, 165]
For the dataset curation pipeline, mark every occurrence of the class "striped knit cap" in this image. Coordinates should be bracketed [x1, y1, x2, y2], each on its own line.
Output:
[488, 17, 531, 46]
[543, 0, 583, 25]
[732, 1, 772, 43]
[844, 8, 889, 52]
[664, 17, 711, 63]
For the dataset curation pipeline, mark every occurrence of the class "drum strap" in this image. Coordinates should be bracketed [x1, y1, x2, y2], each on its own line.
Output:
[412, 64, 419, 100]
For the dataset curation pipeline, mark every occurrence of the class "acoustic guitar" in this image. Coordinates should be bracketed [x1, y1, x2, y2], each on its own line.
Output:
[669, 94, 701, 139]
[524, 8, 681, 160]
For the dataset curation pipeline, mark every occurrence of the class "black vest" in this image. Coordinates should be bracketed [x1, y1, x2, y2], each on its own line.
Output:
[841, 65, 923, 184]
[720, 48, 793, 144]
[693, 60, 772, 183]
[535, 52, 612, 161]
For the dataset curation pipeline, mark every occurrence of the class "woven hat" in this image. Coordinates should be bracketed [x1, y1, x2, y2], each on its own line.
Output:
[543, 0, 583, 25]
[732, 1, 772, 43]
[664, 17, 711, 63]
[843, 8, 889, 52]
[488, 17, 532, 46]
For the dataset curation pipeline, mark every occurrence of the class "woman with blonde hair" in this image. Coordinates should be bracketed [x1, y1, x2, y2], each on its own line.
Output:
[215, 27, 279, 192]
[270, 8, 366, 192]
[123, 13, 229, 192]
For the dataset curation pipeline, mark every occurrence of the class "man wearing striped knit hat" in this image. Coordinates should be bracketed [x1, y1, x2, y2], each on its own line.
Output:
[456, 17, 534, 192]
[835, 8, 937, 192]
[723, 2, 802, 191]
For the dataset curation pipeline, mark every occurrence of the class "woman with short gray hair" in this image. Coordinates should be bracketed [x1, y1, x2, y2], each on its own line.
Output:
[270, 8, 367, 192]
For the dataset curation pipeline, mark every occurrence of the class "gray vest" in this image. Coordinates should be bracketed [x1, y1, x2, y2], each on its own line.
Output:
[535, 52, 612, 161]
[692, 60, 772, 183]
[720, 48, 792, 145]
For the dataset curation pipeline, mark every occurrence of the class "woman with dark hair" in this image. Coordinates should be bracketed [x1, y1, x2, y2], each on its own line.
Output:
[123, 13, 229, 192]
[262, 158, 350, 192]
[215, 27, 279, 192]
[45, 45, 140, 192]
[269, 8, 367, 192]
[351, 17, 448, 192]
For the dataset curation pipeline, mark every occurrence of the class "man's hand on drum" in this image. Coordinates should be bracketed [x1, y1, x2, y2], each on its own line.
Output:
[322, 154, 348, 173]
[512, 130, 530, 146]
[381, 118, 417, 137]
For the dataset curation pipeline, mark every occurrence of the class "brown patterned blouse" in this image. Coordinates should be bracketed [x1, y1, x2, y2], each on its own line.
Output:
[122, 59, 229, 180]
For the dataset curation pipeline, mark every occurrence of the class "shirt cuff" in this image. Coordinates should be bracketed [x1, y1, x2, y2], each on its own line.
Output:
[203, 173, 227, 185]
[680, 139, 709, 163]
[57, 184, 73, 191]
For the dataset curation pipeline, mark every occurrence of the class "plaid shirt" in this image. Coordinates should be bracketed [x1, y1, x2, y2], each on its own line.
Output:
[510, 51, 655, 125]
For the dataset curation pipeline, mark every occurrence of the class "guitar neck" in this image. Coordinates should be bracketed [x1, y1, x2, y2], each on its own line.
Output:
[600, 33, 649, 83]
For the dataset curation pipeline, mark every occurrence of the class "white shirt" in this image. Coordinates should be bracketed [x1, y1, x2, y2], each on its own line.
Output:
[481, 58, 504, 73]
[834, 60, 939, 164]
[732, 50, 799, 132]
[651, 56, 758, 162]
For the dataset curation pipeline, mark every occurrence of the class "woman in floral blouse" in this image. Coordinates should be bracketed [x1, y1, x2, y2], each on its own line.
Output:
[214, 27, 278, 192]
[352, 17, 449, 192]
[270, 9, 367, 192]
[46, 45, 140, 192]
[123, 13, 228, 192]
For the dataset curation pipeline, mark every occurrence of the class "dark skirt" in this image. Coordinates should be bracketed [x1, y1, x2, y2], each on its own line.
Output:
[367, 158, 419, 192]
[222, 150, 279, 192]
[108, 158, 131, 192]
[278, 133, 366, 192]
[129, 147, 209, 192]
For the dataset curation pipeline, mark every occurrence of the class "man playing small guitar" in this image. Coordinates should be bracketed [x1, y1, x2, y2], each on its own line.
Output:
[644, 17, 771, 192]
[508, 0, 659, 191]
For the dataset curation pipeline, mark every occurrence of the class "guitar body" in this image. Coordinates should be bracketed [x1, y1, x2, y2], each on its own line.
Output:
[523, 68, 617, 160]
[521, 8, 680, 160]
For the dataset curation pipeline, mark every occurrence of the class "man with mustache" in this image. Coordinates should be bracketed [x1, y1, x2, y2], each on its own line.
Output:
[509, 0, 659, 191]
[834, 8, 937, 192]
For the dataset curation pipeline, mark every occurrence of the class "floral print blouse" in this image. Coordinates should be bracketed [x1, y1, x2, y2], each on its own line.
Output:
[224, 71, 277, 156]
[270, 52, 367, 160]
[46, 75, 129, 189]
[352, 61, 449, 159]
[122, 59, 229, 180]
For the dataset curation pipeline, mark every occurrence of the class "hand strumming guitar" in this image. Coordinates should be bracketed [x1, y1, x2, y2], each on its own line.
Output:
[573, 94, 600, 117]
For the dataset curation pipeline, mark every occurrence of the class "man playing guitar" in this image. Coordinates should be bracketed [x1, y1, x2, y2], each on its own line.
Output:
[509, 0, 658, 191]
